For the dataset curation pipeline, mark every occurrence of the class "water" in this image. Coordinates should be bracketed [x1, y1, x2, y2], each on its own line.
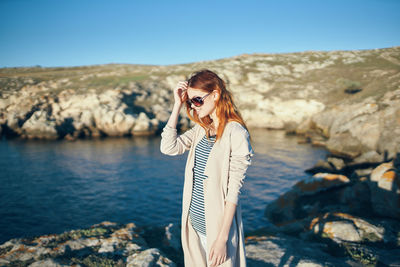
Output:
[0, 129, 327, 244]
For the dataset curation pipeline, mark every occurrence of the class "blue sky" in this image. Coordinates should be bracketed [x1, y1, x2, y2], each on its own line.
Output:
[1, 0, 399, 67]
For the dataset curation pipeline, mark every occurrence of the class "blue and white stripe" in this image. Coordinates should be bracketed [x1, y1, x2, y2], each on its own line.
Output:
[189, 134, 216, 236]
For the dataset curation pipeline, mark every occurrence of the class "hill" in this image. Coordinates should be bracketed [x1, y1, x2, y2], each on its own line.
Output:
[0, 46, 399, 158]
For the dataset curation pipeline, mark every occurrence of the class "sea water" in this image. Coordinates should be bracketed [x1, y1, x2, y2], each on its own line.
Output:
[0, 129, 327, 243]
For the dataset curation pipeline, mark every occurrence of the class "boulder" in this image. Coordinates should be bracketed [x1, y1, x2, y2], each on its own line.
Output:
[377, 104, 400, 160]
[265, 173, 351, 226]
[305, 159, 337, 174]
[21, 110, 58, 139]
[305, 212, 400, 266]
[368, 161, 400, 219]
[132, 112, 158, 136]
[245, 232, 356, 266]
[308, 213, 384, 244]
[326, 132, 363, 158]
[353, 150, 384, 164]
[126, 248, 176, 267]
[327, 157, 345, 171]
[163, 223, 181, 253]
[306, 90, 400, 159]
[242, 98, 324, 129]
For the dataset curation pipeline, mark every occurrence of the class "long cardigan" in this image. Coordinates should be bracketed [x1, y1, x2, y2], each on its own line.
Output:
[160, 121, 253, 266]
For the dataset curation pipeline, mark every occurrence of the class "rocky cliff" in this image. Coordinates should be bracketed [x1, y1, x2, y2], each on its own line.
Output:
[1, 46, 399, 158]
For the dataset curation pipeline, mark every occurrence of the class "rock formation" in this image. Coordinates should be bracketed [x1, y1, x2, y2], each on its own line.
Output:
[1, 47, 399, 158]
[263, 155, 400, 266]
[0, 221, 176, 267]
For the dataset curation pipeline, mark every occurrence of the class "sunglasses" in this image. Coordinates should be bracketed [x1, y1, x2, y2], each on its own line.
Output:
[186, 92, 212, 107]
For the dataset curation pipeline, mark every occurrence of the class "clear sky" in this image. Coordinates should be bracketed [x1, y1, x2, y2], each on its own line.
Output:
[1, 0, 399, 67]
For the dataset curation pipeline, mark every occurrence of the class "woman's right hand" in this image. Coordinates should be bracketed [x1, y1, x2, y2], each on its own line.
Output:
[173, 81, 188, 106]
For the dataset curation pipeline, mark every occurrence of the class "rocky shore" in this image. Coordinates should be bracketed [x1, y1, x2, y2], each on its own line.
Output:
[0, 221, 178, 267]
[1, 47, 399, 266]
[1, 46, 399, 158]
[1, 158, 399, 266]
[260, 156, 400, 266]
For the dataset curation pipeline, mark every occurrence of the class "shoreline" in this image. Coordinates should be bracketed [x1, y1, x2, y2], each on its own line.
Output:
[1, 155, 399, 266]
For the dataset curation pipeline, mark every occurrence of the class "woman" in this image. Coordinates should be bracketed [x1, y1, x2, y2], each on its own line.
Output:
[160, 69, 253, 267]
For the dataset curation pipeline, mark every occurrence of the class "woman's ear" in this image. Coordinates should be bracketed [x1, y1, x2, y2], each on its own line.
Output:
[213, 90, 219, 101]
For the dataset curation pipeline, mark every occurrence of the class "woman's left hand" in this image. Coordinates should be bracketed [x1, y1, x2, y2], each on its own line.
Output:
[209, 237, 227, 266]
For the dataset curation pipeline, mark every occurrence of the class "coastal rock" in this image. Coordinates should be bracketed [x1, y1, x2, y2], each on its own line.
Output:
[305, 90, 400, 159]
[132, 112, 158, 136]
[327, 157, 345, 171]
[352, 150, 384, 164]
[265, 173, 351, 226]
[377, 103, 400, 160]
[28, 259, 69, 267]
[126, 248, 176, 267]
[368, 161, 400, 219]
[242, 109, 285, 129]
[21, 110, 58, 139]
[245, 233, 356, 266]
[0, 221, 174, 267]
[242, 98, 325, 129]
[305, 212, 400, 266]
[312, 100, 380, 158]
[325, 132, 364, 158]
[1, 47, 399, 146]
[305, 159, 337, 174]
[163, 223, 181, 253]
[308, 212, 384, 243]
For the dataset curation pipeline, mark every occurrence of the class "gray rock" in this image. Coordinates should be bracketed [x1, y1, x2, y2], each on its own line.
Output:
[245, 234, 355, 266]
[368, 162, 400, 219]
[353, 151, 384, 164]
[163, 223, 181, 253]
[377, 104, 400, 160]
[327, 157, 345, 171]
[20, 110, 58, 139]
[28, 259, 69, 267]
[0, 221, 175, 267]
[326, 132, 363, 158]
[265, 173, 351, 226]
[308, 213, 386, 244]
[306, 159, 336, 174]
[126, 248, 176, 267]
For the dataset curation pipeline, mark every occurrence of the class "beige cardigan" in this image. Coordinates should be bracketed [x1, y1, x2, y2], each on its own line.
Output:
[160, 121, 253, 267]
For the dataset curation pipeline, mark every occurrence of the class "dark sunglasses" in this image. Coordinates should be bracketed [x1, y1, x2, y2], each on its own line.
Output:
[186, 92, 212, 107]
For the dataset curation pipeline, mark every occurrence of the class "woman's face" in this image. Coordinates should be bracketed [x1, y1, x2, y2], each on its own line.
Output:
[187, 87, 216, 119]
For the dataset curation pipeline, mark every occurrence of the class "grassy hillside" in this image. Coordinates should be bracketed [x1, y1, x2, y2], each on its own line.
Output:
[1, 46, 399, 109]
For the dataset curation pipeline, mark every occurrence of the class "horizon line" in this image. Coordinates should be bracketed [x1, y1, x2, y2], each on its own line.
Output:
[1, 45, 399, 69]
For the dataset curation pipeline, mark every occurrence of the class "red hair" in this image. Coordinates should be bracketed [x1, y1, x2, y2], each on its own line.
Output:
[185, 69, 248, 140]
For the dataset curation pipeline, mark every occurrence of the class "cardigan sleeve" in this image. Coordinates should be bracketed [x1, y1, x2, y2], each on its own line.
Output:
[160, 124, 197, 156]
[226, 124, 253, 205]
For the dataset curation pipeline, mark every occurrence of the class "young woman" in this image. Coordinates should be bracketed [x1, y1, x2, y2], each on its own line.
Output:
[160, 70, 253, 267]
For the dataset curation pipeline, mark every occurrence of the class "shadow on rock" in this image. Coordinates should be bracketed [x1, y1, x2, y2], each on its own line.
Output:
[262, 154, 400, 266]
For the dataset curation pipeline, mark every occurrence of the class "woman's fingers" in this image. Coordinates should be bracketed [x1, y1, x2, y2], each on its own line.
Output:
[173, 81, 188, 104]
[209, 248, 214, 261]
[209, 247, 215, 266]
[177, 81, 187, 88]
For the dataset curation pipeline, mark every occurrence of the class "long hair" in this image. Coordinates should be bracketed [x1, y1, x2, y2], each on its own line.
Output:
[185, 69, 248, 140]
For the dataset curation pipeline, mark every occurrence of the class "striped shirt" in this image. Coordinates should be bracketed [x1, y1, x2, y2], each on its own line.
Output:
[189, 134, 216, 236]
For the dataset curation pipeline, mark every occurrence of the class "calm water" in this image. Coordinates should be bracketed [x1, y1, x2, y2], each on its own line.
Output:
[0, 129, 327, 243]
